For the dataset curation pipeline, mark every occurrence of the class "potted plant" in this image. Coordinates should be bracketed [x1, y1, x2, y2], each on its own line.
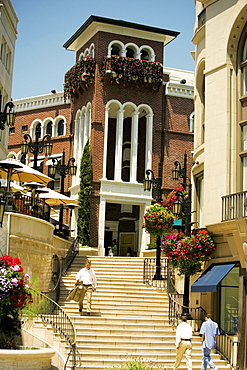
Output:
[0, 255, 55, 369]
[0, 255, 32, 349]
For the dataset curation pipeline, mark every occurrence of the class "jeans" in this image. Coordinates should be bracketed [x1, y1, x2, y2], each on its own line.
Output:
[201, 347, 217, 370]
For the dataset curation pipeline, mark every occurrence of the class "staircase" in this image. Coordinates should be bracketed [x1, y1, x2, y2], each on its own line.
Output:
[59, 256, 230, 370]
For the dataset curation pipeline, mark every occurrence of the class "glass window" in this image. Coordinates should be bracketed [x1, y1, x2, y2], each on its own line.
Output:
[219, 266, 239, 334]
[57, 119, 64, 136]
[35, 123, 41, 139]
[242, 156, 247, 191]
[243, 65, 247, 96]
[46, 121, 52, 136]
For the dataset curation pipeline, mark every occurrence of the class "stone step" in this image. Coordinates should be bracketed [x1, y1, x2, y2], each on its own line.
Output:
[58, 256, 230, 370]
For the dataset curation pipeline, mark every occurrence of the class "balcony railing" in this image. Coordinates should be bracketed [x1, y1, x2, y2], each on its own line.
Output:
[222, 190, 247, 221]
[5, 191, 50, 221]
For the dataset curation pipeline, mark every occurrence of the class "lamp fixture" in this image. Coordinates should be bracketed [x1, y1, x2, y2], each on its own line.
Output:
[0, 94, 16, 130]
[20, 133, 52, 170]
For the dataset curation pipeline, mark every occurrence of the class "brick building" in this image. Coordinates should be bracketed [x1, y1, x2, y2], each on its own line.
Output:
[63, 16, 194, 256]
[9, 16, 194, 256]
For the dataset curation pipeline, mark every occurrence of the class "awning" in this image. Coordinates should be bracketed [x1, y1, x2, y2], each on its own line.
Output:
[191, 263, 236, 292]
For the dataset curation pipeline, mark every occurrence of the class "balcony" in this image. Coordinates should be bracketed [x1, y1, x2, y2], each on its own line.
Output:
[101, 55, 164, 91]
[5, 191, 50, 221]
[64, 56, 96, 100]
[222, 191, 247, 221]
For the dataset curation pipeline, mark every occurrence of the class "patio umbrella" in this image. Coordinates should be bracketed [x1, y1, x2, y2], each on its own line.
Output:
[26, 187, 78, 205]
[0, 159, 53, 191]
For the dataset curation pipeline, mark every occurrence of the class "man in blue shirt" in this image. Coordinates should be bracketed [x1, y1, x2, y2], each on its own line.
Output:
[200, 314, 220, 370]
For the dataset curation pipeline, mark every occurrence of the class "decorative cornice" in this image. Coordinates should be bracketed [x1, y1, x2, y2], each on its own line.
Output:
[166, 82, 194, 99]
[13, 92, 70, 112]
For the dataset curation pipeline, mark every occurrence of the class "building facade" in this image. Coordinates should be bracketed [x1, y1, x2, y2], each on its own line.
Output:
[63, 16, 194, 256]
[192, 1, 247, 368]
[0, 0, 18, 158]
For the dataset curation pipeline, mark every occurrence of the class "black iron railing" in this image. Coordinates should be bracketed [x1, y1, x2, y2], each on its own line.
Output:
[29, 289, 78, 370]
[144, 257, 238, 364]
[222, 190, 247, 221]
[5, 191, 50, 221]
[166, 265, 206, 332]
[143, 257, 168, 288]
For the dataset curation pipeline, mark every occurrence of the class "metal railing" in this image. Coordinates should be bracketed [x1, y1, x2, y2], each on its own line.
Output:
[166, 266, 206, 332]
[5, 191, 50, 221]
[43, 237, 79, 303]
[143, 257, 238, 366]
[222, 190, 247, 221]
[29, 289, 78, 370]
[217, 328, 239, 368]
[38, 237, 79, 368]
[143, 257, 168, 288]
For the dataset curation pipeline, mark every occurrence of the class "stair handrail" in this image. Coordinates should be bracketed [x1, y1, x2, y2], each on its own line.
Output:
[42, 237, 79, 303]
[166, 263, 206, 331]
[166, 267, 237, 366]
[28, 288, 78, 370]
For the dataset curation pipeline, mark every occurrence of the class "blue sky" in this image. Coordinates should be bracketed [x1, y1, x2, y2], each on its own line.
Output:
[11, 0, 195, 100]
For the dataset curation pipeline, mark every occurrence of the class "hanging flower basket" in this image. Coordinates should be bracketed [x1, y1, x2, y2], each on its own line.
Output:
[0, 255, 32, 349]
[101, 55, 163, 91]
[64, 56, 96, 101]
[143, 203, 175, 237]
[161, 229, 216, 276]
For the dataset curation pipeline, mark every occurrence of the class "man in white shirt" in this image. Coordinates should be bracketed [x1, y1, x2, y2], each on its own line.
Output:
[76, 260, 97, 315]
[173, 315, 193, 370]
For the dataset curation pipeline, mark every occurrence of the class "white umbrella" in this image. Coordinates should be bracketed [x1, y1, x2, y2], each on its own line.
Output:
[27, 187, 77, 205]
[0, 159, 53, 191]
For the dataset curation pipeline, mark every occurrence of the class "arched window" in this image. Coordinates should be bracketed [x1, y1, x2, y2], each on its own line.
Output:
[111, 44, 121, 56]
[140, 49, 149, 60]
[35, 123, 41, 140]
[57, 119, 64, 136]
[46, 121, 52, 136]
[241, 36, 247, 96]
[126, 47, 135, 58]
[189, 112, 195, 132]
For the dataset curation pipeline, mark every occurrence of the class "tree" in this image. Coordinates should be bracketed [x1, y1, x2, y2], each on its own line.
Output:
[77, 140, 92, 245]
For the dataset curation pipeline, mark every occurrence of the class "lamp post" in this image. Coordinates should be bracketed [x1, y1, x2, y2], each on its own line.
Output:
[172, 153, 193, 318]
[20, 132, 53, 170]
[144, 163, 164, 281]
[48, 150, 77, 228]
[0, 94, 16, 225]
[0, 94, 16, 130]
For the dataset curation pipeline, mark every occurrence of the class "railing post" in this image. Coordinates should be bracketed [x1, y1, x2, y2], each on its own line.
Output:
[232, 336, 239, 368]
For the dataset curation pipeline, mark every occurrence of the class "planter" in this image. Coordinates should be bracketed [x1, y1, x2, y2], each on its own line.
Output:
[0, 347, 55, 370]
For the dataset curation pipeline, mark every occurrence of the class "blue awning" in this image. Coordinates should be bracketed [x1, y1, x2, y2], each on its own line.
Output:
[191, 263, 236, 292]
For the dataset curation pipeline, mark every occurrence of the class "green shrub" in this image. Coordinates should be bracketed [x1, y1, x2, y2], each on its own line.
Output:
[107, 356, 163, 370]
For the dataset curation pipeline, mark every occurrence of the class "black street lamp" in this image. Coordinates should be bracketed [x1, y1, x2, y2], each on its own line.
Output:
[48, 150, 77, 228]
[20, 132, 53, 170]
[0, 94, 16, 130]
[144, 163, 164, 281]
[172, 153, 193, 318]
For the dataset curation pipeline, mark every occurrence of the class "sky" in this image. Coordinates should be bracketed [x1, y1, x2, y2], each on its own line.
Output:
[11, 0, 196, 100]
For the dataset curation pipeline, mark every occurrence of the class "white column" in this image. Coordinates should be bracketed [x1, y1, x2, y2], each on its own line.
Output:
[102, 107, 110, 180]
[145, 113, 153, 170]
[84, 110, 90, 147]
[114, 108, 124, 181]
[98, 198, 106, 256]
[130, 110, 139, 182]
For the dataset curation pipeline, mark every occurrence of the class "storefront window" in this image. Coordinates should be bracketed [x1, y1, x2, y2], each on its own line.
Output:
[219, 266, 239, 334]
